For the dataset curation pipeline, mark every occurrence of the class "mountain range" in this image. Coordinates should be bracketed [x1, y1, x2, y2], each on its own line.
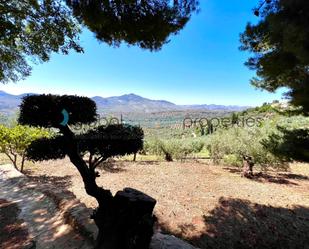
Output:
[0, 90, 249, 114]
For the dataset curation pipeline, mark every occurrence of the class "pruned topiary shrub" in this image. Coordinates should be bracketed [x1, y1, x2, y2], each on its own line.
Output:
[19, 94, 155, 249]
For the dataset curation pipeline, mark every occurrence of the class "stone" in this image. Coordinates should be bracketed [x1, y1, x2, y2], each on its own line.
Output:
[150, 233, 200, 249]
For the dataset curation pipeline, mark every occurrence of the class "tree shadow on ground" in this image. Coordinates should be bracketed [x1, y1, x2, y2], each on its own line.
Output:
[223, 167, 241, 174]
[26, 174, 73, 188]
[135, 161, 160, 166]
[278, 173, 309, 181]
[160, 197, 309, 249]
[98, 160, 127, 173]
[252, 172, 298, 185]
[223, 167, 300, 186]
[0, 174, 93, 248]
[0, 199, 34, 249]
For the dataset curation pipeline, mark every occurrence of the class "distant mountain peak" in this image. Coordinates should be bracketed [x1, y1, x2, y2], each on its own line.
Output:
[118, 93, 145, 100]
[125, 93, 139, 97]
[0, 90, 250, 114]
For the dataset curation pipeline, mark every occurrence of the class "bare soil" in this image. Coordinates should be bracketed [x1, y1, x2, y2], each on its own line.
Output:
[26, 159, 309, 249]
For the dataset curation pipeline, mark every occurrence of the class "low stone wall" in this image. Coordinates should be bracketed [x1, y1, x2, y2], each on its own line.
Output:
[38, 184, 98, 244]
[150, 233, 200, 249]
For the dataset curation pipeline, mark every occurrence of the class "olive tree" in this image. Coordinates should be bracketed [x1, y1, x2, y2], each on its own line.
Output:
[144, 137, 204, 161]
[205, 123, 289, 178]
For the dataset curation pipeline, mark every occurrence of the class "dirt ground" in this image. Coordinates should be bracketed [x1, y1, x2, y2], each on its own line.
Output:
[26, 159, 309, 249]
[0, 164, 93, 249]
[0, 199, 33, 249]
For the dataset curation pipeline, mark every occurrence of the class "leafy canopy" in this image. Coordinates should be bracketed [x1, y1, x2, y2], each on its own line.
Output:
[144, 137, 204, 161]
[67, 0, 199, 51]
[0, 124, 50, 171]
[262, 115, 309, 162]
[0, 0, 82, 83]
[240, 0, 309, 115]
[1, 0, 198, 83]
[26, 124, 144, 163]
[205, 120, 289, 170]
[18, 94, 97, 127]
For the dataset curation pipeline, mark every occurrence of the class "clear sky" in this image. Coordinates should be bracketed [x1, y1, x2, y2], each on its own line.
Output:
[1, 0, 285, 106]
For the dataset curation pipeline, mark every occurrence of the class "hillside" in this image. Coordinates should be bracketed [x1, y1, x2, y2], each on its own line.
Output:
[0, 91, 249, 114]
[0, 91, 35, 115]
[93, 93, 177, 113]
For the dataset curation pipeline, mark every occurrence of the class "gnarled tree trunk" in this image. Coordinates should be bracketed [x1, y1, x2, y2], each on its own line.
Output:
[242, 155, 254, 178]
[59, 125, 156, 249]
[93, 188, 156, 249]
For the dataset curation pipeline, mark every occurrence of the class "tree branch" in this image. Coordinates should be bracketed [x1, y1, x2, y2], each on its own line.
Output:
[93, 156, 108, 168]
[59, 125, 112, 205]
[4, 152, 18, 169]
[89, 152, 93, 168]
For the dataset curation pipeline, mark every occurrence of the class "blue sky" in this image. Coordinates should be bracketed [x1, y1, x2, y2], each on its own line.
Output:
[1, 0, 285, 106]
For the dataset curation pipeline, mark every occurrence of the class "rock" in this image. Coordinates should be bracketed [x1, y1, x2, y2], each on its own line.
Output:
[150, 233, 200, 249]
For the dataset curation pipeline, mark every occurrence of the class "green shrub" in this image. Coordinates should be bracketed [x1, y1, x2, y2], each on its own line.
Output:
[205, 120, 289, 170]
[223, 154, 242, 167]
[143, 138, 163, 156]
[144, 137, 204, 161]
[0, 124, 50, 172]
[262, 116, 309, 162]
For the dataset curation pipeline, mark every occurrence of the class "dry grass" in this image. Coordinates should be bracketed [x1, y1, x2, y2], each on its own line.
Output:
[26, 159, 309, 249]
[0, 153, 37, 171]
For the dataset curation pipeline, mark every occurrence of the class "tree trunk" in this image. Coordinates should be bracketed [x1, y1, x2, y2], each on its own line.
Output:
[20, 154, 25, 173]
[5, 152, 18, 170]
[242, 156, 254, 178]
[133, 153, 137, 161]
[59, 125, 156, 249]
[14, 155, 17, 169]
[164, 153, 173, 162]
[93, 188, 156, 249]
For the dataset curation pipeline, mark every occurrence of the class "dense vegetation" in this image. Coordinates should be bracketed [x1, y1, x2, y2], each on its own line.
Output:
[138, 102, 309, 178]
[262, 115, 309, 162]
[240, 0, 309, 114]
[1, 99, 307, 177]
[144, 137, 205, 161]
[0, 0, 82, 83]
